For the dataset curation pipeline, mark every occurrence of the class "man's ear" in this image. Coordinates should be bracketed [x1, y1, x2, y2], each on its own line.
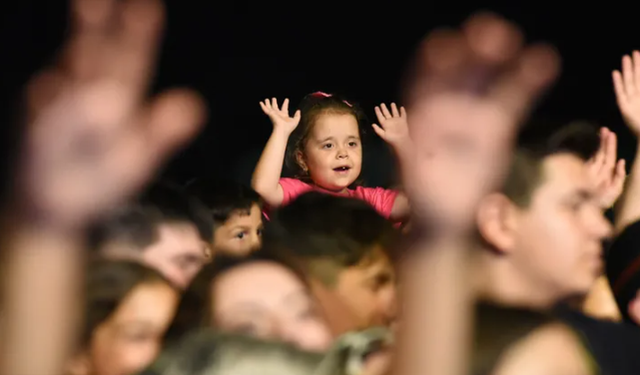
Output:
[476, 193, 519, 254]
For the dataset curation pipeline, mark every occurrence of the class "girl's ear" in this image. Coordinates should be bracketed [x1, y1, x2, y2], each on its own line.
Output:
[295, 150, 308, 172]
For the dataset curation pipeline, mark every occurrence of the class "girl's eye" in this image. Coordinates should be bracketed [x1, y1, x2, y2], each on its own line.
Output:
[322, 143, 334, 149]
[235, 232, 246, 239]
[348, 141, 358, 147]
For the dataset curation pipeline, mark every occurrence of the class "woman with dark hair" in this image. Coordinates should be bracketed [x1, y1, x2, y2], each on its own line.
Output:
[67, 260, 179, 375]
[165, 251, 332, 352]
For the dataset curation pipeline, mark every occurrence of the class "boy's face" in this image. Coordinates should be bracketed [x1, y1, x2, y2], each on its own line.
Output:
[212, 204, 263, 256]
[333, 248, 397, 328]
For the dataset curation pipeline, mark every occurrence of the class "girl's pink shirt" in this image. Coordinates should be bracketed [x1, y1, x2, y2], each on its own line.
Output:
[266, 177, 398, 220]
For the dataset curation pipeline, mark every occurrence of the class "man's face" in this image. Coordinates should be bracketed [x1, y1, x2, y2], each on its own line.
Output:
[141, 222, 209, 289]
[334, 248, 397, 328]
[510, 153, 612, 299]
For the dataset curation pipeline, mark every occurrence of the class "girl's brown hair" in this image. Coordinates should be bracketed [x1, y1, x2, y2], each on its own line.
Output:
[286, 92, 367, 180]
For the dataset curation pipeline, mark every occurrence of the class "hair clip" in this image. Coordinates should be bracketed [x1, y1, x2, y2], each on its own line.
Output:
[310, 91, 352, 107]
[311, 91, 332, 98]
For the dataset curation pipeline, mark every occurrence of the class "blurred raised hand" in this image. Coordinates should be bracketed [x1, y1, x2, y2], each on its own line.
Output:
[396, 13, 560, 375]
[17, 0, 205, 230]
[404, 13, 560, 232]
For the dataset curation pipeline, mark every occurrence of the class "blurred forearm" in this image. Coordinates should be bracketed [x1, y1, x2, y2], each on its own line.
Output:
[0, 220, 84, 375]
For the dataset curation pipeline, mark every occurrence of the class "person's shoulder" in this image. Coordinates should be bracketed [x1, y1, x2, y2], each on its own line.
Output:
[493, 323, 595, 375]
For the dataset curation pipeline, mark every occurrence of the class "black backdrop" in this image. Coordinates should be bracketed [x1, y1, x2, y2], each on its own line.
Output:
[0, 2, 637, 190]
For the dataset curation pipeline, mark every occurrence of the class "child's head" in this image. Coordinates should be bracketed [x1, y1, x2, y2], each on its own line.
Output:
[288, 92, 366, 192]
[185, 178, 263, 257]
[266, 192, 399, 329]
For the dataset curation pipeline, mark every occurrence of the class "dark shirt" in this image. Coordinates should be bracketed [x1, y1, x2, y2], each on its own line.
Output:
[473, 302, 554, 375]
[556, 305, 640, 375]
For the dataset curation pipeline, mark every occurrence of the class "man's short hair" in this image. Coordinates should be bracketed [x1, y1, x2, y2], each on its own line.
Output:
[264, 192, 398, 286]
[89, 181, 213, 253]
[501, 121, 600, 207]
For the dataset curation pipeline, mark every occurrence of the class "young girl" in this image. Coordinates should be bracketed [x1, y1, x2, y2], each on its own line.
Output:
[251, 92, 410, 222]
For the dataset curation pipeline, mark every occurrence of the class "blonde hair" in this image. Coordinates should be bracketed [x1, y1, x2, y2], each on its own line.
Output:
[141, 327, 391, 375]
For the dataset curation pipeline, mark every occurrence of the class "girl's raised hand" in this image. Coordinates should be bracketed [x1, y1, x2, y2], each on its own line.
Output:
[372, 103, 409, 148]
[260, 97, 301, 135]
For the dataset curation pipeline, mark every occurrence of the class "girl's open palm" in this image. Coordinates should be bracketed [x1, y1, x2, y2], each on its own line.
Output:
[613, 51, 640, 133]
[372, 103, 409, 148]
[260, 97, 301, 135]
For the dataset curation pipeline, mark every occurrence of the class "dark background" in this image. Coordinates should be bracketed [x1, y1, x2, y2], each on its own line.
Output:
[0, 2, 637, 189]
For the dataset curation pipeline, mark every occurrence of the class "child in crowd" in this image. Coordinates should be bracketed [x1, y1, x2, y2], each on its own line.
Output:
[266, 192, 399, 331]
[252, 92, 410, 222]
[185, 178, 264, 257]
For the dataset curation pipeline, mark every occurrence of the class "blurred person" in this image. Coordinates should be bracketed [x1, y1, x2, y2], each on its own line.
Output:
[90, 182, 213, 289]
[266, 192, 399, 331]
[391, 9, 602, 375]
[142, 327, 391, 375]
[185, 178, 264, 257]
[165, 252, 333, 352]
[0, 0, 206, 374]
[252, 93, 410, 223]
[67, 260, 179, 375]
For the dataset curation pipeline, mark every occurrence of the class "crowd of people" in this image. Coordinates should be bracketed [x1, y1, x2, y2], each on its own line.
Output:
[4, 1, 640, 375]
